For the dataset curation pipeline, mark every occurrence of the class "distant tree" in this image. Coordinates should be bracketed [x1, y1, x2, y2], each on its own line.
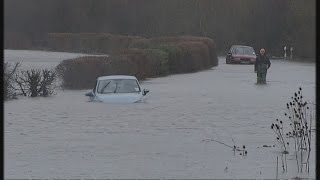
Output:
[4, 0, 316, 58]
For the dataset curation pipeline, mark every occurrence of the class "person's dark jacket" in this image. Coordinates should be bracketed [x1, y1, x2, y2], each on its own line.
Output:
[255, 54, 271, 72]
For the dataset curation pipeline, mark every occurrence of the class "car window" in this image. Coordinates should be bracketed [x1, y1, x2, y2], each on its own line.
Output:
[97, 80, 115, 93]
[234, 46, 255, 55]
[116, 79, 141, 93]
[97, 79, 141, 94]
[231, 47, 236, 54]
[243, 47, 255, 55]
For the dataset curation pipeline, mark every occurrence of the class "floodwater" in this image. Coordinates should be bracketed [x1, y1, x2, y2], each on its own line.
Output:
[4, 50, 316, 179]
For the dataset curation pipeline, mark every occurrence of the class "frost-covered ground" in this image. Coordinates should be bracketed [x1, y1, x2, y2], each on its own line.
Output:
[4, 50, 316, 179]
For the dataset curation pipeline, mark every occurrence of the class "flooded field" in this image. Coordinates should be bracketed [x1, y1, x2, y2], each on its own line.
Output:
[4, 50, 316, 179]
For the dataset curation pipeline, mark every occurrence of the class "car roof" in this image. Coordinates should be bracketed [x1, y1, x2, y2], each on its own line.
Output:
[97, 75, 138, 80]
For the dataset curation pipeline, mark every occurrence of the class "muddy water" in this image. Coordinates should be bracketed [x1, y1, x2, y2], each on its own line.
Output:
[4, 50, 315, 179]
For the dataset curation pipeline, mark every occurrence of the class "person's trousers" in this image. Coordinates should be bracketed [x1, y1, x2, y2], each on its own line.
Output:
[257, 70, 267, 84]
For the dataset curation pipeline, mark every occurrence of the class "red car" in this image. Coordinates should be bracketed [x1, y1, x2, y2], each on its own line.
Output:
[226, 45, 257, 64]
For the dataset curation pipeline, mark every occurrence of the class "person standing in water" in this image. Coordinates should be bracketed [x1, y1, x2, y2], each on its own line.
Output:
[255, 48, 271, 84]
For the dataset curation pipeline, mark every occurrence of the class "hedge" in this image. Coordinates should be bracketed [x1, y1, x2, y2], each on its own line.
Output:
[53, 34, 218, 89]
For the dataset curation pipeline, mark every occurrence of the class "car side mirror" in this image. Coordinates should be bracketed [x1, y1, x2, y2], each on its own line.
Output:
[85, 91, 94, 97]
[142, 89, 149, 96]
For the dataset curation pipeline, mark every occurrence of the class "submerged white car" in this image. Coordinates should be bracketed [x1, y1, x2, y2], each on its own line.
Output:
[85, 75, 149, 103]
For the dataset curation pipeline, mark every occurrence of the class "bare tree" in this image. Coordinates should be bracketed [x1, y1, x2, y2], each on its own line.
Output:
[4, 62, 20, 100]
[15, 69, 57, 97]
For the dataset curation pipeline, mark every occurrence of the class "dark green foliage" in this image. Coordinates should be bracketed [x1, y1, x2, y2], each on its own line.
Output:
[158, 45, 186, 74]
[145, 49, 169, 76]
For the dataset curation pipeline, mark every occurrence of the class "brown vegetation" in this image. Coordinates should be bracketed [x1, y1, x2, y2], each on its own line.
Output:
[4, 62, 57, 100]
[46, 33, 142, 53]
[56, 35, 218, 89]
[15, 69, 57, 97]
[4, 62, 20, 100]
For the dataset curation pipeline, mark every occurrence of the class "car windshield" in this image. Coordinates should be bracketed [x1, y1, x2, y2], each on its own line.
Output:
[97, 79, 141, 94]
[232, 46, 255, 55]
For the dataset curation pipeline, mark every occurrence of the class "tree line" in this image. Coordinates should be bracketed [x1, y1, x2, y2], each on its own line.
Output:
[4, 0, 315, 58]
